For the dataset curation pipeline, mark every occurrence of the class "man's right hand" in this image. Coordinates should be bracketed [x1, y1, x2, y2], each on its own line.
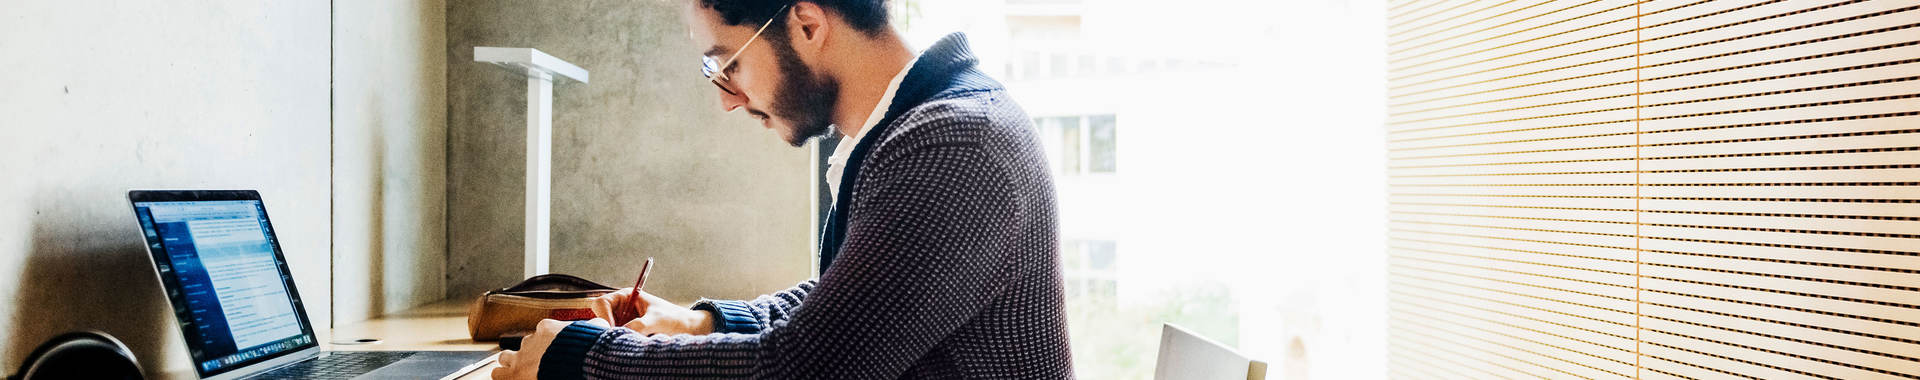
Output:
[589, 288, 717, 336]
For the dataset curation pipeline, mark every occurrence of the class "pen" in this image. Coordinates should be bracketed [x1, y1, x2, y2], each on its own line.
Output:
[631, 257, 655, 318]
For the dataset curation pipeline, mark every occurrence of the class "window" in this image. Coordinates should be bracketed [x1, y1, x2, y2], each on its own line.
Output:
[895, 1, 1385, 378]
[1087, 115, 1115, 173]
[1060, 239, 1118, 305]
[1034, 114, 1115, 176]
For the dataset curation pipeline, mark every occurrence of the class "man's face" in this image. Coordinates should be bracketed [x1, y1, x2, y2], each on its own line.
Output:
[683, 4, 838, 147]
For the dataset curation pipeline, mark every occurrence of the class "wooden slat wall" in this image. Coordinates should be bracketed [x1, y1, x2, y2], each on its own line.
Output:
[1386, 1, 1920, 378]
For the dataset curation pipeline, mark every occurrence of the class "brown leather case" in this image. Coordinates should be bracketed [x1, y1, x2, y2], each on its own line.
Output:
[467, 274, 617, 341]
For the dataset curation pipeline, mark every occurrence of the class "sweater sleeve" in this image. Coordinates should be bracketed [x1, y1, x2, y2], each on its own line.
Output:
[538, 135, 1026, 379]
[696, 280, 816, 334]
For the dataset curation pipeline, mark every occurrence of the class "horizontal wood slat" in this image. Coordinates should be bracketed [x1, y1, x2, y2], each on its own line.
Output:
[1389, 1, 1920, 378]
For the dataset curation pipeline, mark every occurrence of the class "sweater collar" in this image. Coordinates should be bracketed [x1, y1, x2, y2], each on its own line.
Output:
[874, 32, 995, 125]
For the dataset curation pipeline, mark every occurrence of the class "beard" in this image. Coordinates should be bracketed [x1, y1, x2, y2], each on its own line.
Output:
[766, 35, 839, 147]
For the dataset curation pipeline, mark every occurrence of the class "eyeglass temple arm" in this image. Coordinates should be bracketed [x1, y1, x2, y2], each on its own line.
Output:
[716, 5, 791, 78]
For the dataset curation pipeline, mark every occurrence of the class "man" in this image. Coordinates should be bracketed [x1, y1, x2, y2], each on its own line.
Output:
[490, 0, 1073, 378]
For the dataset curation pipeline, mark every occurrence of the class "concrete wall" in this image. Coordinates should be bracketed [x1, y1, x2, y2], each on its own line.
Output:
[0, 1, 803, 375]
[331, 0, 451, 324]
[0, 2, 331, 377]
[445, 0, 814, 302]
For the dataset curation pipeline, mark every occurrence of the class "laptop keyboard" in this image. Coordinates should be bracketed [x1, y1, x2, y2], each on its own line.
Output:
[250, 351, 417, 379]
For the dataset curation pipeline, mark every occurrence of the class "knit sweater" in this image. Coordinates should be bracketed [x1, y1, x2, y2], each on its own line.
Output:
[539, 33, 1074, 379]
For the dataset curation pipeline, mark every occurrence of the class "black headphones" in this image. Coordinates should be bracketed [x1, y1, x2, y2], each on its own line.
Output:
[8, 331, 143, 380]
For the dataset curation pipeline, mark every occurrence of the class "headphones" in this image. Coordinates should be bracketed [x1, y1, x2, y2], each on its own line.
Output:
[8, 331, 143, 380]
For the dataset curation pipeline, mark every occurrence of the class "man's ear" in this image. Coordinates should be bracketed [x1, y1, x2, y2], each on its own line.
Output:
[788, 1, 831, 50]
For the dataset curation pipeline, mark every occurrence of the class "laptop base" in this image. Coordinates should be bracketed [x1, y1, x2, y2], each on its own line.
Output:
[247, 351, 494, 380]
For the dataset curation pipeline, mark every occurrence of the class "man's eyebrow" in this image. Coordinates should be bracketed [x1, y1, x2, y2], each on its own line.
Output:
[704, 45, 730, 58]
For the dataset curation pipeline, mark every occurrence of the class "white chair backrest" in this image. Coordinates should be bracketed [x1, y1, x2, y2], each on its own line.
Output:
[1153, 323, 1268, 380]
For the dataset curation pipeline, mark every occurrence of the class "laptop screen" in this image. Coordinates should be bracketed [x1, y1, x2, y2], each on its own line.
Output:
[133, 198, 316, 376]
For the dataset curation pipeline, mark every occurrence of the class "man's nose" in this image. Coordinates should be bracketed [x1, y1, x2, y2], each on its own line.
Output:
[717, 87, 747, 113]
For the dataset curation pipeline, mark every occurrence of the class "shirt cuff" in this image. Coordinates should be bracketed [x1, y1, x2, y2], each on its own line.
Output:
[538, 321, 610, 380]
[692, 299, 762, 334]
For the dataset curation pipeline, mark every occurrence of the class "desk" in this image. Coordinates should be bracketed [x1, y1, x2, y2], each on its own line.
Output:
[329, 299, 500, 379]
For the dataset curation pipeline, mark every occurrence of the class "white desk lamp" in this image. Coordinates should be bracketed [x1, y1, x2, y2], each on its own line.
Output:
[474, 47, 589, 278]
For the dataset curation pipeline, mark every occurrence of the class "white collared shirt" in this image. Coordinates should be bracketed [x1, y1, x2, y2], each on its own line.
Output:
[826, 57, 918, 201]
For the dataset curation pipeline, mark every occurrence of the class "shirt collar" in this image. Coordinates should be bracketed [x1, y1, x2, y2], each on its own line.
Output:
[826, 57, 919, 199]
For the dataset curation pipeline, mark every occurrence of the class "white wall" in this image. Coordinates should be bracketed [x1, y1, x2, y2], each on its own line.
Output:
[331, 0, 450, 325]
[0, 1, 331, 377]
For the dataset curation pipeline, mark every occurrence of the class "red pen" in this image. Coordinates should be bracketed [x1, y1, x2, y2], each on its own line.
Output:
[631, 257, 655, 318]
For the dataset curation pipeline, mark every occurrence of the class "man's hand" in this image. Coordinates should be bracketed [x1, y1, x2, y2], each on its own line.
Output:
[589, 288, 717, 336]
[492, 318, 606, 380]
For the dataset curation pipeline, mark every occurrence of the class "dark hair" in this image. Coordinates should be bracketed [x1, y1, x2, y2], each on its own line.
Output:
[698, 0, 890, 36]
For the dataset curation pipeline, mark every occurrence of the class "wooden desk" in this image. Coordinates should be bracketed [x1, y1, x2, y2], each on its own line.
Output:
[329, 299, 501, 379]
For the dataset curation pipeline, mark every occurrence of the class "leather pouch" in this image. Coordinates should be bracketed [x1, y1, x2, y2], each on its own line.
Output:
[467, 274, 617, 341]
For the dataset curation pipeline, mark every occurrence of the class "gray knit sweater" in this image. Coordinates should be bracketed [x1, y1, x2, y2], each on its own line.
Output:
[539, 33, 1075, 379]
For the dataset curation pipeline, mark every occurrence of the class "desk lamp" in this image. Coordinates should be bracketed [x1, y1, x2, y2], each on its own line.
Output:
[474, 47, 589, 278]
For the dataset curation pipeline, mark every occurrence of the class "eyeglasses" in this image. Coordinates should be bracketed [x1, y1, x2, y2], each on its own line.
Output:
[701, 4, 791, 96]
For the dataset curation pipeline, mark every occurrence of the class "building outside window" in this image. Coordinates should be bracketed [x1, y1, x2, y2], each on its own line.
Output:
[891, 0, 1386, 378]
[1035, 114, 1116, 176]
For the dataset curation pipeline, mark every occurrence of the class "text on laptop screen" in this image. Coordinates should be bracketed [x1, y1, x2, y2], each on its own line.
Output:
[134, 200, 314, 374]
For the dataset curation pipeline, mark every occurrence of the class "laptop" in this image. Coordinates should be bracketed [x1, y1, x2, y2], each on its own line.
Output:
[1153, 324, 1267, 380]
[129, 190, 494, 380]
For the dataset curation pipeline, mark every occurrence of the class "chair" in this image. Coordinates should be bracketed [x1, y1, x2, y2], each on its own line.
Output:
[1153, 323, 1269, 380]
